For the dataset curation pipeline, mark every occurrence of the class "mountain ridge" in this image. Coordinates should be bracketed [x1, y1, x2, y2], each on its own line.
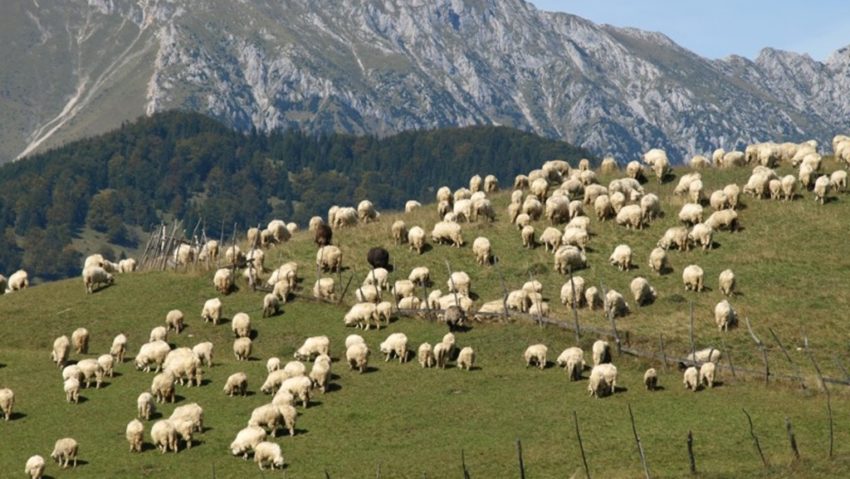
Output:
[4, 0, 849, 162]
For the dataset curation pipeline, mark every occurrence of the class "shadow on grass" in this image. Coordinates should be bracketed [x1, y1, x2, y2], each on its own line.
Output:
[9, 411, 27, 420]
[614, 385, 629, 394]
[325, 383, 342, 393]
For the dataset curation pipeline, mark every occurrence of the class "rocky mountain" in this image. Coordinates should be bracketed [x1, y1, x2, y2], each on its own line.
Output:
[4, 0, 849, 163]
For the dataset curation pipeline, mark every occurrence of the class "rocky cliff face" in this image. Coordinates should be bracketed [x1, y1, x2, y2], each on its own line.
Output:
[5, 0, 849, 162]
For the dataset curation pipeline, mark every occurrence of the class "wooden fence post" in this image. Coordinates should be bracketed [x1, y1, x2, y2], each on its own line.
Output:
[628, 404, 651, 479]
[745, 317, 769, 386]
[516, 439, 526, 479]
[805, 338, 833, 458]
[785, 417, 800, 461]
[687, 430, 696, 474]
[768, 327, 806, 390]
[573, 411, 591, 479]
[743, 408, 769, 467]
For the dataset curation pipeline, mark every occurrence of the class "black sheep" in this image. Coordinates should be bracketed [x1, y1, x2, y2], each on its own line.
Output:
[314, 224, 333, 247]
[367, 247, 390, 270]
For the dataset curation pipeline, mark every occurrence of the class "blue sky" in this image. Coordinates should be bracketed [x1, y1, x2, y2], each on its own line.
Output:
[531, 1, 850, 61]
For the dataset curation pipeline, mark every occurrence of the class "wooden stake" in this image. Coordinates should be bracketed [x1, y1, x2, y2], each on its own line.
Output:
[785, 417, 800, 461]
[628, 404, 651, 479]
[743, 408, 768, 467]
[573, 411, 591, 479]
[768, 327, 806, 390]
[569, 270, 581, 342]
[659, 334, 668, 369]
[687, 430, 696, 474]
[805, 338, 833, 458]
[516, 439, 526, 479]
[745, 317, 769, 386]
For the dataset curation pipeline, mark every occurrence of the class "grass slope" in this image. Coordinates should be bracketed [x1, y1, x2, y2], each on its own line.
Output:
[1, 161, 850, 478]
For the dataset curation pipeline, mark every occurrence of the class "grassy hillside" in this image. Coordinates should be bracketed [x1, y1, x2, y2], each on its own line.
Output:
[1, 160, 850, 477]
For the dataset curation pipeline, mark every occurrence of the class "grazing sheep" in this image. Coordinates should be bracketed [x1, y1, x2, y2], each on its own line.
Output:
[682, 265, 705, 292]
[294, 336, 330, 360]
[278, 376, 313, 408]
[192, 342, 213, 368]
[678, 203, 704, 226]
[604, 289, 629, 318]
[521, 225, 535, 248]
[417, 343, 435, 368]
[719, 269, 736, 296]
[82, 265, 113, 294]
[484, 174, 499, 192]
[149, 326, 167, 343]
[714, 300, 737, 331]
[213, 268, 234, 294]
[0, 388, 14, 420]
[346, 342, 370, 373]
[683, 366, 699, 392]
[554, 245, 587, 274]
[262, 293, 281, 318]
[380, 333, 409, 363]
[700, 362, 716, 388]
[165, 310, 184, 333]
[64, 378, 80, 403]
[109, 333, 127, 363]
[433, 341, 450, 369]
[391, 220, 408, 245]
[151, 420, 178, 453]
[224, 372, 248, 397]
[407, 226, 426, 254]
[592, 340, 611, 366]
[447, 271, 471, 296]
[201, 298, 223, 325]
[126, 419, 144, 452]
[431, 221, 464, 247]
[25, 454, 45, 479]
[608, 244, 632, 271]
[71, 327, 89, 354]
[709, 190, 729, 210]
[780, 175, 797, 200]
[629, 277, 657, 306]
[561, 226, 590, 251]
[830, 170, 848, 192]
[556, 347, 585, 380]
[615, 204, 645, 230]
[151, 372, 175, 403]
[316, 245, 343, 272]
[77, 358, 104, 388]
[585, 286, 603, 310]
[457, 347, 475, 371]
[814, 175, 830, 204]
[137, 392, 155, 420]
[647, 247, 669, 275]
[51, 335, 71, 368]
[407, 266, 430, 287]
[689, 223, 713, 250]
[310, 360, 331, 393]
[134, 340, 171, 372]
[254, 441, 285, 470]
[405, 200, 422, 213]
[687, 348, 722, 364]
[524, 344, 548, 369]
[357, 200, 380, 223]
[230, 426, 267, 459]
[50, 437, 78, 468]
[704, 209, 739, 232]
[231, 312, 252, 338]
[97, 354, 115, 378]
[472, 237, 492, 265]
[233, 337, 253, 361]
[658, 226, 690, 251]
[8, 269, 28, 291]
[588, 364, 618, 398]
[560, 276, 586, 308]
[644, 368, 658, 391]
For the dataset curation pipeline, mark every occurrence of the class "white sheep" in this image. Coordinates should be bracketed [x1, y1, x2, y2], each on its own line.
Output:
[700, 362, 716, 388]
[588, 363, 618, 398]
[405, 200, 422, 213]
[346, 342, 370, 373]
[472, 237, 492, 265]
[814, 175, 830, 204]
[647, 247, 669, 275]
[560, 276, 586, 308]
[310, 360, 331, 393]
[556, 347, 585, 380]
[615, 204, 644, 229]
[683, 366, 699, 392]
[254, 441, 285, 470]
[164, 309, 184, 334]
[151, 372, 175, 403]
[230, 426, 267, 459]
[408, 226, 426, 254]
[82, 265, 113, 294]
[312, 277, 336, 302]
[391, 220, 408, 245]
[830, 170, 847, 192]
[523, 344, 548, 369]
[279, 376, 313, 408]
[76, 358, 104, 388]
[97, 354, 115, 378]
[201, 297, 223, 325]
[714, 300, 737, 331]
[357, 200, 379, 223]
[407, 266, 430, 287]
[417, 343, 435, 368]
[591, 340, 611, 366]
[521, 225, 535, 249]
[126, 419, 144, 452]
[562, 227, 590, 251]
[71, 327, 89, 354]
[644, 368, 658, 391]
[363, 268, 390, 291]
[262, 293, 281, 318]
[0, 388, 14, 420]
[447, 271, 471, 296]
[585, 286, 603, 310]
[719, 269, 736, 296]
[50, 437, 78, 468]
[678, 203, 703, 226]
[457, 347, 475, 371]
[704, 209, 739, 232]
[780, 175, 797, 201]
[25, 455, 45, 478]
[8, 269, 28, 291]
[149, 326, 167, 343]
[658, 226, 690, 251]
[213, 268, 234, 294]
[137, 392, 155, 420]
[484, 174, 499, 192]
[608, 244, 632, 271]
[316, 245, 343, 272]
[554, 245, 587, 274]
[380, 333, 409, 363]
[231, 312, 252, 338]
[234, 337, 252, 361]
[604, 289, 629, 318]
[109, 333, 127, 363]
[689, 223, 713, 250]
[682, 265, 705, 292]
[629, 277, 657, 306]
[294, 336, 330, 360]
[151, 420, 178, 453]
[51, 335, 70, 368]
[431, 221, 464, 247]
[224, 372, 248, 397]
[687, 348, 722, 364]
[192, 342, 213, 368]
[64, 378, 80, 403]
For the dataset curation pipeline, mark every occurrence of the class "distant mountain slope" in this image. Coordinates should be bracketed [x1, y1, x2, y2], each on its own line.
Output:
[3, 0, 849, 162]
[0, 111, 587, 279]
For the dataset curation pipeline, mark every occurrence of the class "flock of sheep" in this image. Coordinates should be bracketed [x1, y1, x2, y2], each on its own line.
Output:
[4, 133, 849, 477]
